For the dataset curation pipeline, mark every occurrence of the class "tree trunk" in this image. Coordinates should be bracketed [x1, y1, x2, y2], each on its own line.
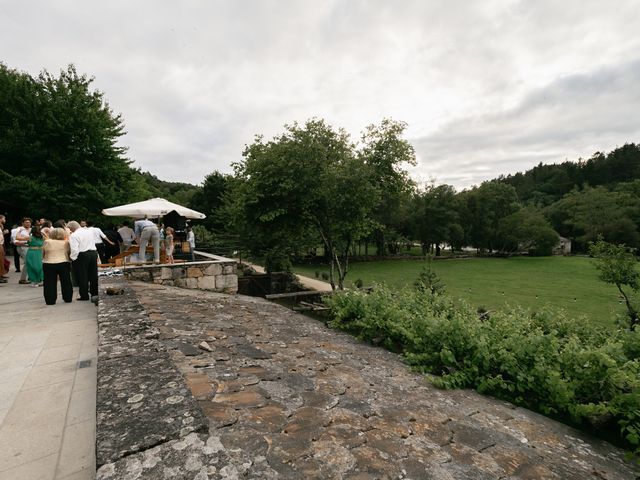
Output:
[617, 283, 638, 329]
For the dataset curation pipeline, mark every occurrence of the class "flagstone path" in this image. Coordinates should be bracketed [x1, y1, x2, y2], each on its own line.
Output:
[96, 280, 638, 479]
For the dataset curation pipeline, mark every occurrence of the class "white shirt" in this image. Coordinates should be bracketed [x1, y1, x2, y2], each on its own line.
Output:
[14, 226, 31, 246]
[69, 228, 97, 260]
[187, 231, 195, 248]
[89, 226, 107, 244]
[118, 226, 135, 244]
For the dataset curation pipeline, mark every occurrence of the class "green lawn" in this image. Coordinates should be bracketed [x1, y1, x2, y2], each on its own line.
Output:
[294, 256, 623, 326]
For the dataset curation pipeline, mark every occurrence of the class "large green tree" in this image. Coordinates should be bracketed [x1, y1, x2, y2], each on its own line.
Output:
[413, 184, 461, 255]
[360, 119, 416, 256]
[231, 118, 414, 289]
[0, 64, 134, 221]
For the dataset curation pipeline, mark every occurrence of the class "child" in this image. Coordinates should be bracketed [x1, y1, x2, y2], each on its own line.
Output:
[165, 227, 175, 264]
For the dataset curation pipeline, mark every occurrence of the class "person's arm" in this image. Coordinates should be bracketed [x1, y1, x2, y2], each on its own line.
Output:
[69, 235, 80, 261]
[16, 228, 30, 242]
[100, 230, 115, 246]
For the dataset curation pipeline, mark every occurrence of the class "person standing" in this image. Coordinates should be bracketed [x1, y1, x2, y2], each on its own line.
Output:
[0, 215, 7, 283]
[186, 226, 196, 261]
[87, 221, 115, 264]
[42, 227, 73, 305]
[68, 221, 98, 302]
[165, 227, 175, 264]
[14, 217, 32, 284]
[103, 224, 122, 262]
[26, 225, 45, 285]
[10, 224, 21, 273]
[117, 221, 135, 253]
[134, 218, 160, 263]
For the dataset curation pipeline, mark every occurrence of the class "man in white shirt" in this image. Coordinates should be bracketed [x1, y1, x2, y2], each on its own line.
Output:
[10, 224, 21, 273]
[68, 221, 98, 303]
[14, 217, 32, 284]
[86, 221, 115, 264]
[117, 221, 135, 253]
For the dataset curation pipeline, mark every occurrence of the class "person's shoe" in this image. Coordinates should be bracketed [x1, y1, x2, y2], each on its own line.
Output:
[76, 297, 89, 301]
[90, 295, 99, 304]
[18, 280, 29, 284]
[0, 278, 7, 283]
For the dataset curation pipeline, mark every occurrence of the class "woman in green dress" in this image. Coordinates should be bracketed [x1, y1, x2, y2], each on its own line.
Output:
[26, 225, 44, 285]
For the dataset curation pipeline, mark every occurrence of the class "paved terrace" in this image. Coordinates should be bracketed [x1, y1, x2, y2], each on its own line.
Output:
[96, 279, 638, 479]
[0, 270, 97, 480]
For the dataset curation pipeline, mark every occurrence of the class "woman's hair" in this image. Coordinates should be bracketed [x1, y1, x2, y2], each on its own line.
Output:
[166, 227, 174, 234]
[48, 227, 67, 241]
[42, 220, 52, 228]
[53, 219, 66, 228]
[31, 225, 42, 239]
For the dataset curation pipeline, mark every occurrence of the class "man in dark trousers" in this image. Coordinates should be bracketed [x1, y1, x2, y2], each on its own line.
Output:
[68, 221, 98, 303]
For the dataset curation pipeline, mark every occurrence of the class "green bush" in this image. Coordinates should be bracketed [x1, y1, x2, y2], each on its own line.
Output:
[325, 285, 640, 459]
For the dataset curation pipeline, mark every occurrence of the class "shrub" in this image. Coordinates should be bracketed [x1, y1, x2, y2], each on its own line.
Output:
[325, 285, 640, 459]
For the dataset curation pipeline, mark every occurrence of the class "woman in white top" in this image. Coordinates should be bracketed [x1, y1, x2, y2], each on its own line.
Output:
[42, 227, 72, 305]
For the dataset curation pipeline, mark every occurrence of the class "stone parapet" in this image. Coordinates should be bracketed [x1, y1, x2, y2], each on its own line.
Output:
[123, 258, 238, 294]
[96, 278, 208, 469]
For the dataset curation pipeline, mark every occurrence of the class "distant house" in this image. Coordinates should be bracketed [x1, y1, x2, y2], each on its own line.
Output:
[553, 236, 572, 255]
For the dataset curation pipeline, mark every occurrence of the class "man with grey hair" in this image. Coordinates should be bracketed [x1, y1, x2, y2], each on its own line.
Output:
[68, 220, 98, 303]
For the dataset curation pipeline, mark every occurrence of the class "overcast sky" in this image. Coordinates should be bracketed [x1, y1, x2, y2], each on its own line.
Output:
[2, 1, 639, 189]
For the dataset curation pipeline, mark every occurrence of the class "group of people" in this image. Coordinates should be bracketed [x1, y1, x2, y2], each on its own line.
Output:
[0, 216, 196, 305]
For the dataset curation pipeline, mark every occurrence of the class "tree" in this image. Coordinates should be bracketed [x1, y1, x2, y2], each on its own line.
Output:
[230, 119, 379, 289]
[458, 182, 520, 252]
[413, 184, 460, 255]
[359, 119, 416, 256]
[0, 64, 133, 221]
[496, 208, 559, 255]
[189, 170, 230, 231]
[546, 186, 640, 251]
[589, 238, 639, 330]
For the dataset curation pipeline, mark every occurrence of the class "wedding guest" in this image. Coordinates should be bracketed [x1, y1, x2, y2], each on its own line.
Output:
[40, 220, 53, 239]
[103, 224, 122, 262]
[117, 221, 135, 253]
[87, 221, 115, 264]
[68, 221, 98, 303]
[134, 217, 160, 263]
[165, 227, 175, 264]
[53, 219, 71, 238]
[14, 217, 32, 284]
[0, 215, 7, 283]
[10, 224, 21, 273]
[186, 226, 196, 261]
[42, 227, 72, 304]
[26, 225, 44, 286]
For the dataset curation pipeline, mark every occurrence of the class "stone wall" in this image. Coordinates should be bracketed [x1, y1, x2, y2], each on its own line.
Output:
[123, 258, 238, 294]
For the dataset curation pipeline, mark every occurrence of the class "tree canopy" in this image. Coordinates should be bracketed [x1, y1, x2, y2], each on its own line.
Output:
[0, 64, 132, 220]
[229, 118, 414, 288]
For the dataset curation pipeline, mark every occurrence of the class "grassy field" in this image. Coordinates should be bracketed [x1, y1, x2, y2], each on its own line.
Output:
[294, 256, 623, 326]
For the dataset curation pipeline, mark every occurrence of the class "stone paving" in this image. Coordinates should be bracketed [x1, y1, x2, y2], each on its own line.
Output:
[0, 269, 97, 480]
[96, 280, 639, 479]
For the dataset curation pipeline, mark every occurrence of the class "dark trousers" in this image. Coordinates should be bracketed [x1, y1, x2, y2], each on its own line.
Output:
[13, 245, 20, 272]
[43, 262, 73, 305]
[96, 242, 107, 264]
[73, 250, 98, 300]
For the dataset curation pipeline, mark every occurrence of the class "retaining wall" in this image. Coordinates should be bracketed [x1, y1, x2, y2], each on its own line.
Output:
[123, 256, 238, 294]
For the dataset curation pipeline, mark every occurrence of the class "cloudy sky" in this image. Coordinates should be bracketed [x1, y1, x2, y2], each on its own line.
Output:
[2, 1, 639, 189]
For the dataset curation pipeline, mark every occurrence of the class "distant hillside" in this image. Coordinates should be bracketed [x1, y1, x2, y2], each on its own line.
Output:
[497, 143, 640, 205]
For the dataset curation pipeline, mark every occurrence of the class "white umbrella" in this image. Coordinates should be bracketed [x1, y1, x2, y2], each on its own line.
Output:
[102, 198, 206, 219]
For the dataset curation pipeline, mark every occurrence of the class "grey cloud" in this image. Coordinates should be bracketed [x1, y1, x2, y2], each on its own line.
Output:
[413, 59, 640, 188]
[2, 1, 640, 187]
